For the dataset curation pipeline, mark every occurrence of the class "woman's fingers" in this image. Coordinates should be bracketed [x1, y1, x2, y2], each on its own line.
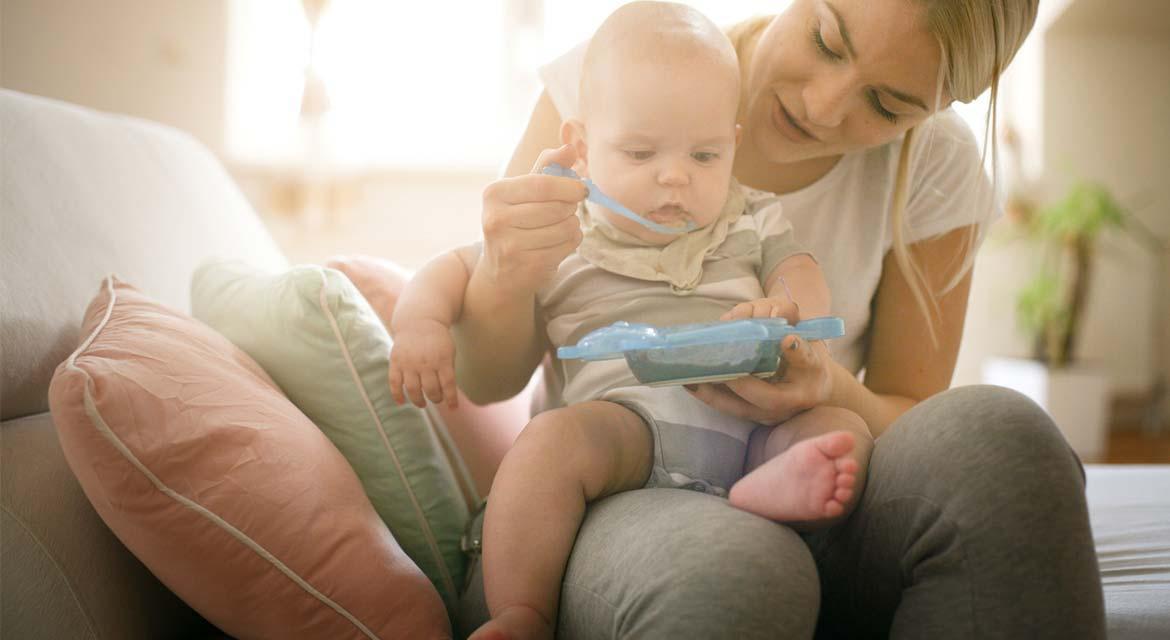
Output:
[495, 201, 580, 230]
[721, 376, 806, 424]
[486, 174, 588, 207]
[530, 143, 580, 175]
[505, 214, 582, 252]
[687, 336, 832, 426]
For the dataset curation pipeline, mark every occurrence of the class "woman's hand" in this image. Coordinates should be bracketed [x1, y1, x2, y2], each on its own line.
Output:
[685, 335, 834, 425]
[479, 144, 587, 294]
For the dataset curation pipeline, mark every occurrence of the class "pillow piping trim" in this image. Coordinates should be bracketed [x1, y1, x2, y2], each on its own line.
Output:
[67, 276, 382, 640]
[315, 271, 458, 601]
[423, 403, 483, 509]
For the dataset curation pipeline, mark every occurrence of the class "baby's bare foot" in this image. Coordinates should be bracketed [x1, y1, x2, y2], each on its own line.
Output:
[467, 604, 553, 640]
[729, 431, 858, 523]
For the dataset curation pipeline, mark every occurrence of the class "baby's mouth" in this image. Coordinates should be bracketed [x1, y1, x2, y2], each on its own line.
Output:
[645, 205, 691, 228]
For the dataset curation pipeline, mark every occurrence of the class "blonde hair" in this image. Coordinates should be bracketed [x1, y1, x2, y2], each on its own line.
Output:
[730, 1, 1038, 343]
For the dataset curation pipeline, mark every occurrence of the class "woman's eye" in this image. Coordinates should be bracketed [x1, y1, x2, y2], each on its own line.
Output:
[625, 150, 655, 161]
[692, 152, 718, 163]
[868, 91, 899, 124]
[810, 24, 842, 61]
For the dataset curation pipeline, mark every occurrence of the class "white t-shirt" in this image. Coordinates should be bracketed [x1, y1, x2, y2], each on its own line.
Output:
[539, 43, 998, 376]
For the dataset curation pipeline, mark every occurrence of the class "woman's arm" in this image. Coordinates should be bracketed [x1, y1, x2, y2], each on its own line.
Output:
[843, 225, 973, 436]
[687, 225, 974, 438]
[454, 91, 580, 404]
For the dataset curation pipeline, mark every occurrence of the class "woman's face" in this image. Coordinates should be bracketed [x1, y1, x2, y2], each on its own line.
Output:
[742, 0, 952, 163]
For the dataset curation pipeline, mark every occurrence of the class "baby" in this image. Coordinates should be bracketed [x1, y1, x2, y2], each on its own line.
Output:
[389, 3, 873, 638]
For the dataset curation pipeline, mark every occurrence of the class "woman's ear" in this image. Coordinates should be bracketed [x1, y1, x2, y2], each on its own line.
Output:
[560, 119, 589, 175]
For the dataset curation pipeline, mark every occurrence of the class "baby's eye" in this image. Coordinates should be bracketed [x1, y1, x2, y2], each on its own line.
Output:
[625, 150, 655, 161]
[692, 151, 719, 163]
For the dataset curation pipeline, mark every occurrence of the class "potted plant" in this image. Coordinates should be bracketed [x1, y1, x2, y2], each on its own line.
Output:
[983, 179, 1127, 460]
[1015, 181, 1126, 366]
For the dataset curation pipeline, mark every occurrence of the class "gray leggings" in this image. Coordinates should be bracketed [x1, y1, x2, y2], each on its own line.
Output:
[456, 385, 1106, 639]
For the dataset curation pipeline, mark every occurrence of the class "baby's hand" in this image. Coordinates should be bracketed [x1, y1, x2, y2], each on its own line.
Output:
[721, 296, 800, 324]
[388, 319, 459, 409]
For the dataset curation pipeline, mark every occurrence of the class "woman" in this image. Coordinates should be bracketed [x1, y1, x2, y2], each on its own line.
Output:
[449, 0, 1105, 637]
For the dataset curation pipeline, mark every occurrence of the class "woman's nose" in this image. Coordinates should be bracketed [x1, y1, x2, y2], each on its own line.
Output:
[802, 70, 853, 129]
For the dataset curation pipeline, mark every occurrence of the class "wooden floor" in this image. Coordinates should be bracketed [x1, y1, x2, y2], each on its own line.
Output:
[1102, 428, 1170, 464]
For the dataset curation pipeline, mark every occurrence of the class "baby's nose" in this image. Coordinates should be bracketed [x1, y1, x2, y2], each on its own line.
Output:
[657, 161, 690, 187]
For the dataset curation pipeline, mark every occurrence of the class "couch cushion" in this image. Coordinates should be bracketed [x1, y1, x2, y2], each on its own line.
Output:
[48, 276, 450, 639]
[191, 260, 471, 610]
[0, 89, 286, 421]
[0, 411, 216, 640]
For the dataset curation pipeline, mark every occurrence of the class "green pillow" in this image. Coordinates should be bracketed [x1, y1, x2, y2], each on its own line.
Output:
[191, 260, 469, 611]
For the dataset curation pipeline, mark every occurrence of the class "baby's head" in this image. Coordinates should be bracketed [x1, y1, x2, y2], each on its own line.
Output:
[563, 2, 741, 244]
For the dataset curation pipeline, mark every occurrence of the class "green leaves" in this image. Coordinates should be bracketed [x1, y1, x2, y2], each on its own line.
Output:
[1014, 180, 1127, 366]
[1033, 181, 1125, 241]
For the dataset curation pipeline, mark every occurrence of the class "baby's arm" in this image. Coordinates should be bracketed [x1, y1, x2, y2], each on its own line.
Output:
[722, 253, 830, 322]
[389, 245, 479, 408]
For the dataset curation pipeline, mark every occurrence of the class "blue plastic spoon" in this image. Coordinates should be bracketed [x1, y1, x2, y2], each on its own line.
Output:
[542, 162, 696, 235]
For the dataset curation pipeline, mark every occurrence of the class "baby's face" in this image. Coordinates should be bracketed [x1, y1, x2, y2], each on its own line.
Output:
[580, 57, 740, 245]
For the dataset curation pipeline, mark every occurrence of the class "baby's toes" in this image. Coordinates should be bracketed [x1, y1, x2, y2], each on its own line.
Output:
[823, 500, 845, 519]
[835, 456, 859, 475]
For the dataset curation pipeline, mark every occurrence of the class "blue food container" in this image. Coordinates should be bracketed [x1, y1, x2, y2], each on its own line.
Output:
[557, 317, 845, 386]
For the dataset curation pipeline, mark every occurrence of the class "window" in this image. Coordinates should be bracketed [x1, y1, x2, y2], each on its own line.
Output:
[226, 0, 788, 170]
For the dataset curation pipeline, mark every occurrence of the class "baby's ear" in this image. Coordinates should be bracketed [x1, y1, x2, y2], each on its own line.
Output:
[560, 119, 589, 174]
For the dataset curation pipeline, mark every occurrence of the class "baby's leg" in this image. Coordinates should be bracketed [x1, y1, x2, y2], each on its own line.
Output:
[729, 407, 872, 529]
[470, 401, 653, 640]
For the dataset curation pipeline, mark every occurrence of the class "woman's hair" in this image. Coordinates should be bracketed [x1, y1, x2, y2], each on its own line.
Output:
[729, 1, 1039, 343]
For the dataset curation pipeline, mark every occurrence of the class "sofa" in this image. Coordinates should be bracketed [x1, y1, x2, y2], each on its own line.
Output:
[2, 89, 1168, 639]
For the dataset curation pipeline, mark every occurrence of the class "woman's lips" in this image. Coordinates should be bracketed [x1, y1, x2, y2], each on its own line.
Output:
[771, 95, 818, 144]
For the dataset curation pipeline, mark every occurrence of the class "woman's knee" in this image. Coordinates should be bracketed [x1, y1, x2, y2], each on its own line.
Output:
[562, 490, 819, 638]
[879, 384, 1084, 489]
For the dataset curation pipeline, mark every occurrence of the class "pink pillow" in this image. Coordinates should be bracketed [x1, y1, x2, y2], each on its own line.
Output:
[48, 276, 450, 639]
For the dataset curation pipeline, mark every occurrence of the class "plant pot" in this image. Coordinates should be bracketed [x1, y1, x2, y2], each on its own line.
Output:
[981, 356, 1110, 461]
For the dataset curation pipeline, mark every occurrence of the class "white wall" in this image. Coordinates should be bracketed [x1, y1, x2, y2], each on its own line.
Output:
[954, 3, 1170, 409]
[1, 0, 228, 155]
[1044, 31, 1170, 391]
